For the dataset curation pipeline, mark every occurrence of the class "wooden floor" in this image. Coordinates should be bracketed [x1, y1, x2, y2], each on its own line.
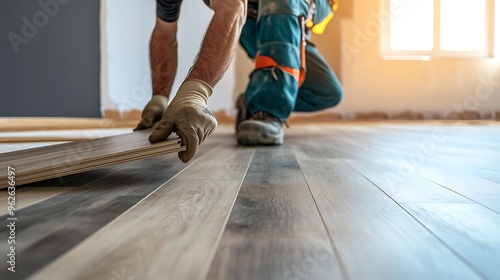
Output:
[1, 122, 499, 280]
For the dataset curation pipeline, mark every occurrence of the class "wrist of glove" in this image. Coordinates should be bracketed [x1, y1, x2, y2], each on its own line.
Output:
[148, 79, 217, 163]
[134, 95, 169, 131]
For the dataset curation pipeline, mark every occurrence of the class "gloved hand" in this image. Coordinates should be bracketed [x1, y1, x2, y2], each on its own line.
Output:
[134, 95, 169, 131]
[148, 79, 217, 163]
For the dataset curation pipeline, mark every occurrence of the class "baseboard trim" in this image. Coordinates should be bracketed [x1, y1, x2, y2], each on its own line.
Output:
[1, 110, 497, 133]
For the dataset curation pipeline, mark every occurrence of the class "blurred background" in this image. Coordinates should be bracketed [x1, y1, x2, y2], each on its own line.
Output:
[1, 0, 499, 120]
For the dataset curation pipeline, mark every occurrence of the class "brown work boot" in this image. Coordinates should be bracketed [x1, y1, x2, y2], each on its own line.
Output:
[236, 111, 284, 146]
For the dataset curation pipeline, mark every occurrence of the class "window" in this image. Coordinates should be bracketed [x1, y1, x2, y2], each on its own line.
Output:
[382, 0, 497, 59]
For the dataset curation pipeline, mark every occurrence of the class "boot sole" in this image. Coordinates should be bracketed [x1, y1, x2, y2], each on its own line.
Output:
[236, 129, 283, 146]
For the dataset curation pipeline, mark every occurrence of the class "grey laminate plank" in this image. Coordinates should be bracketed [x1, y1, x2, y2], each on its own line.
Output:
[0, 130, 157, 162]
[0, 142, 65, 154]
[403, 203, 500, 279]
[415, 168, 500, 214]
[20, 167, 124, 187]
[33, 148, 254, 280]
[175, 146, 254, 180]
[289, 134, 354, 159]
[207, 147, 345, 280]
[0, 130, 182, 188]
[12, 145, 182, 186]
[0, 187, 71, 216]
[345, 159, 472, 203]
[423, 156, 500, 185]
[0, 154, 187, 280]
[297, 158, 482, 280]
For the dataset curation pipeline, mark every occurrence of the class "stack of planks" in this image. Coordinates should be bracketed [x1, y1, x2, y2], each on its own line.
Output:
[0, 130, 184, 188]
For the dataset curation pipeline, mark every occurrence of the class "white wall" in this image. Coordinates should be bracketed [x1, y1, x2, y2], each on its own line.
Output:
[100, 0, 235, 114]
[101, 0, 500, 119]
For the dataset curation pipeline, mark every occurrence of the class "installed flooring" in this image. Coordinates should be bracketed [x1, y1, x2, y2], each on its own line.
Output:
[0, 122, 499, 280]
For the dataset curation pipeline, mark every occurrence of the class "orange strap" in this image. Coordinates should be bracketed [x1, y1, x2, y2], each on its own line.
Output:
[254, 17, 307, 86]
[254, 47, 306, 86]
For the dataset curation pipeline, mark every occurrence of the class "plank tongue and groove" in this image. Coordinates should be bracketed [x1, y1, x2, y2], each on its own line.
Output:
[0, 130, 184, 188]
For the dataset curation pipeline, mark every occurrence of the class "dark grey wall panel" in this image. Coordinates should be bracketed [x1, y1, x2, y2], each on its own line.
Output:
[0, 0, 100, 117]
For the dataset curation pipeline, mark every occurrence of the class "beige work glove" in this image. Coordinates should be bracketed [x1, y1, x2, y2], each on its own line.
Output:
[134, 95, 169, 131]
[149, 79, 217, 163]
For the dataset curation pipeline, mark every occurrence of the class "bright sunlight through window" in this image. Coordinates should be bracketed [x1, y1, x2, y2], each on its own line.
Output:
[440, 0, 486, 51]
[385, 0, 496, 58]
[390, 0, 434, 51]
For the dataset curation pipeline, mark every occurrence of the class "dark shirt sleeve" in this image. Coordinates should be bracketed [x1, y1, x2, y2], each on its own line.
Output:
[157, 0, 212, 22]
[157, 0, 183, 22]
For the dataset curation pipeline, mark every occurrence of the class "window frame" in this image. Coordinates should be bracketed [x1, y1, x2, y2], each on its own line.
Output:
[381, 0, 496, 59]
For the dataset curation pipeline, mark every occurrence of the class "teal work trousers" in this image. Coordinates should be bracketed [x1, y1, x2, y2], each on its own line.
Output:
[240, 0, 343, 121]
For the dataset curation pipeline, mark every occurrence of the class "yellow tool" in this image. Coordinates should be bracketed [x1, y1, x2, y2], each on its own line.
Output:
[306, 0, 338, 35]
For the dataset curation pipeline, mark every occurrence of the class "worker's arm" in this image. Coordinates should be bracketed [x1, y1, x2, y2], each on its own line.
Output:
[149, 0, 247, 163]
[135, 19, 178, 130]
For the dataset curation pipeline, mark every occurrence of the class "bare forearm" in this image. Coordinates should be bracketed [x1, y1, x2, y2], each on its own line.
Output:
[187, 0, 247, 88]
[150, 19, 178, 97]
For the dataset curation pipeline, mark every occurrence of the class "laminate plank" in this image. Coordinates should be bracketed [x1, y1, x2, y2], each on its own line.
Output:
[0, 142, 65, 154]
[403, 203, 500, 279]
[296, 158, 482, 280]
[0, 154, 187, 280]
[2, 135, 179, 172]
[20, 167, 124, 187]
[33, 148, 254, 280]
[175, 146, 255, 180]
[345, 159, 471, 203]
[324, 125, 500, 187]
[0, 129, 130, 142]
[288, 134, 355, 159]
[421, 155, 500, 185]
[0, 117, 135, 132]
[0, 187, 71, 216]
[207, 147, 345, 280]
[415, 168, 500, 214]
[0, 130, 183, 188]
[10, 145, 182, 186]
[0, 130, 154, 162]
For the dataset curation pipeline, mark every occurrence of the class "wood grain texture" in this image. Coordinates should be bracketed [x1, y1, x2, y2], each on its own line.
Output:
[175, 146, 255, 180]
[32, 148, 254, 280]
[0, 154, 186, 280]
[0, 142, 65, 154]
[207, 147, 345, 280]
[0, 130, 183, 188]
[345, 159, 471, 203]
[415, 168, 500, 214]
[0, 187, 71, 216]
[20, 167, 124, 187]
[403, 203, 500, 279]
[296, 158, 482, 280]
[0, 129, 130, 143]
[0, 123, 497, 279]
[0, 117, 135, 132]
